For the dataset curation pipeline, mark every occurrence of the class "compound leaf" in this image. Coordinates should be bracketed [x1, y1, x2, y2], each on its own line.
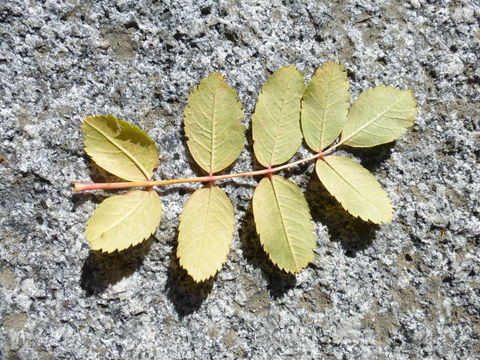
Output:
[82, 115, 159, 181]
[177, 186, 235, 282]
[316, 156, 393, 223]
[252, 65, 305, 167]
[340, 86, 417, 147]
[301, 62, 350, 152]
[253, 175, 315, 273]
[184, 73, 244, 174]
[86, 190, 162, 252]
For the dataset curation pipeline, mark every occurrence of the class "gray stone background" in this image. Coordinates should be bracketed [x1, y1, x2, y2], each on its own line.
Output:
[0, 0, 479, 359]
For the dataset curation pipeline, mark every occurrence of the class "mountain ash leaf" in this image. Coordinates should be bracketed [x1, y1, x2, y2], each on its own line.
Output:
[184, 73, 245, 174]
[82, 115, 159, 181]
[252, 175, 316, 273]
[252, 65, 305, 167]
[315, 156, 393, 223]
[340, 86, 417, 147]
[177, 186, 235, 282]
[301, 62, 350, 152]
[86, 190, 162, 252]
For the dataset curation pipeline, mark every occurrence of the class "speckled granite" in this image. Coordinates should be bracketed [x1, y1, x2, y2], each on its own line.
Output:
[0, 0, 479, 359]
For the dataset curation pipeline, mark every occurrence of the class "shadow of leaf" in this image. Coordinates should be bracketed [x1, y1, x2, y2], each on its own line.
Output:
[344, 142, 394, 172]
[165, 251, 213, 317]
[88, 159, 126, 184]
[238, 201, 297, 298]
[305, 173, 378, 257]
[80, 237, 153, 296]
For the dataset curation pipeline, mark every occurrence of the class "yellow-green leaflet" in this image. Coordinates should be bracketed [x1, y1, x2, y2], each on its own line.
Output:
[177, 186, 235, 282]
[252, 65, 305, 167]
[315, 156, 393, 223]
[341, 86, 417, 147]
[82, 115, 159, 181]
[252, 175, 315, 273]
[184, 73, 245, 174]
[86, 190, 162, 252]
[301, 62, 350, 152]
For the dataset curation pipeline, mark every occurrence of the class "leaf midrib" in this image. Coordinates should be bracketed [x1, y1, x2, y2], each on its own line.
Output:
[86, 120, 150, 180]
[341, 95, 403, 145]
[322, 158, 385, 215]
[95, 191, 152, 240]
[200, 187, 214, 264]
[268, 80, 294, 166]
[271, 177, 300, 272]
[209, 87, 218, 174]
[319, 70, 337, 150]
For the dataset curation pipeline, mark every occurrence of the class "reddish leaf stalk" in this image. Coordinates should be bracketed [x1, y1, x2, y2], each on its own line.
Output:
[72, 151, 326, 193]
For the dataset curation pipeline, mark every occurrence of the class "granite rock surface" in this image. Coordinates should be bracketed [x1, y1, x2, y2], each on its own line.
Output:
[0, 0, 479, 359]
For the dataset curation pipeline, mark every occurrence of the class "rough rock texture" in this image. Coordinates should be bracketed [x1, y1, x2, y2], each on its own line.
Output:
[0, 0, 479, 359]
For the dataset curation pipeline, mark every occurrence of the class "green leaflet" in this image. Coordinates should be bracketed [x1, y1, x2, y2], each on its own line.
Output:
[252, 65, 305, 167]
[341, 86, 417, 147]
[177, 186, 235, 282]
[82, 115, 159, 181]
[253, 175, 316, 273]
[301, 62, 350, 152]
[315, 156, 393, 224]
[184, 73, 245, 174]
[86, 190, 162, 252]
